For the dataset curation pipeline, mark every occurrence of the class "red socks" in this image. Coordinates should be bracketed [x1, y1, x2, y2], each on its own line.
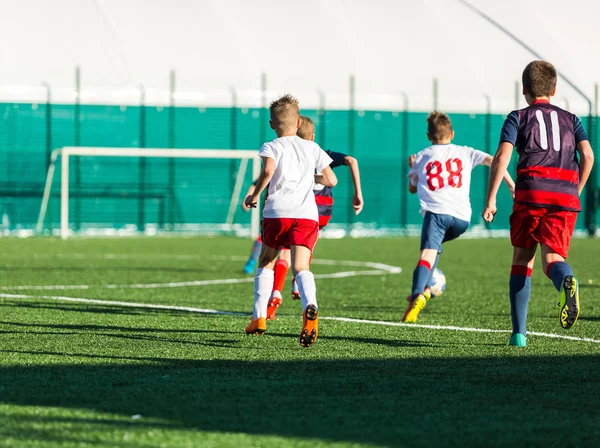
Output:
[272, 259, 289, 292]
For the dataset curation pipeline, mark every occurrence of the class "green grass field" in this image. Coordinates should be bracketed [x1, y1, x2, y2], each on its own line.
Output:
[1, 236, 600, 447]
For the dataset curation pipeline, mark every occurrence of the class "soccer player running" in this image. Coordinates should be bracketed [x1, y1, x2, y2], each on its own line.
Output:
[483, 60, 594, 347]
[266, 115, 364, 320]
[244, 94, 337, 347]
[403, 111, 514, 323]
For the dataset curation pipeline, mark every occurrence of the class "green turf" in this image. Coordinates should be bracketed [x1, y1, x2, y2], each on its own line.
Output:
[1, 236, 600, 447]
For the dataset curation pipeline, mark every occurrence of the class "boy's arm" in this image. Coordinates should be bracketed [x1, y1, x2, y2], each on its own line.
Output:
[343, 156, 364, 215]
[482, 155, 515, 197]
[314, 166, 337, 187]
[576, 140, 594, 195]
[482, 142, 513, 222]
[407, 154, 418, 194]
[241, 184, 257, 211]
[245, 157, 275, 208]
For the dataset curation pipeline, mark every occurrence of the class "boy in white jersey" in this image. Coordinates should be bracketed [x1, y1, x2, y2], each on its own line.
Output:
[244, 94, 337, 347]
[402, 111, 514, 323]
[265, 115, 364, 320]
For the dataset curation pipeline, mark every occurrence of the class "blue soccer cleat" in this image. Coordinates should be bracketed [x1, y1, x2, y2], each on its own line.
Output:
[509, 333, 527, 347]
[243, 258, 257, 275]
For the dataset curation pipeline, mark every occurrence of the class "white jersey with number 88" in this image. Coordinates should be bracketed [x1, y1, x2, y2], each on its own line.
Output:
[408, 143, 488, 222]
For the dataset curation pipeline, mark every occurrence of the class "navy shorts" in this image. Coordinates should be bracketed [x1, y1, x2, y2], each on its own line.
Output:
[420, 212, 469, 252]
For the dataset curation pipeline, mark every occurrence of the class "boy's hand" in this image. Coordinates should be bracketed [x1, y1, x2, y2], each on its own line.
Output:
[482, 203, 497, 223]
[241, 200, 251, 212]
[244, 195, 258, 209]
[408, 154, 416, 167]
[352, 193, 364, 215]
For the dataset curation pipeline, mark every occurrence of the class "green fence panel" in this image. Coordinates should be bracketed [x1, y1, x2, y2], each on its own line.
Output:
[0, 101, 596, 234]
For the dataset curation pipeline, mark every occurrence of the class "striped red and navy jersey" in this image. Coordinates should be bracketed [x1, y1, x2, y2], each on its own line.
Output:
[499, 100, 588, 211]
[314, 150, 347, 222]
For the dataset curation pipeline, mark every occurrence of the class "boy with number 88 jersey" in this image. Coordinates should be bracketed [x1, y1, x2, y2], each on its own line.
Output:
[403, 111, 515, 323]
[483, 60, 594, 347]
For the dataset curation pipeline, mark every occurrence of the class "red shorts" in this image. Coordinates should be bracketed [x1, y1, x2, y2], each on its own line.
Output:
[318, 214, 331, 229]
[262, 218, 319, 252]
[510, 203, 578, 258]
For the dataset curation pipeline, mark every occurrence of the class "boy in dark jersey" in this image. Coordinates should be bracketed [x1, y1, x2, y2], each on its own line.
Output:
[483, 60, 594, 347]
[265, 115, 364, 319]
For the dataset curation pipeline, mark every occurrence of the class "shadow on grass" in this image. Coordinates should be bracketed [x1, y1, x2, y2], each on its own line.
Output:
[1, 350, 600, 446]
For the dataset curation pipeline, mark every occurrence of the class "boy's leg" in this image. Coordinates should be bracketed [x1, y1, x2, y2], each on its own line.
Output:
[291, 276, 300, 300]
[543, 249, 573, 291]
[403, 213, 447, 323]
[508, 204, 541, 346]
[266, 248, 291, 320]
[423, 217, 468, 296]
[243, 236, 262, 274]
[246, 244, 278, 334]
[411, 213, 446, 298]
[544, 249, 579, 330]
[510, 247, 536, 343]
[292, 244, 319, 347]
[273, 248, 291, 295]
[425, 252, 439, 291]
[289, 218, 320, 347]
[292, 229, 319, 300]
[246, 218, 288, 335]
[411, 249, 438, 298]
[539, 209, 579, 329]
[292, 245, 316, 310]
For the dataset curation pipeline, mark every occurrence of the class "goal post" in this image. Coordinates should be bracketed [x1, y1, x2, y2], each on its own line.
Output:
[36, 147, 262, 239]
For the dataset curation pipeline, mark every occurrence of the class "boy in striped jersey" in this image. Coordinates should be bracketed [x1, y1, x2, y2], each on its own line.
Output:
[265, 115, 364, 320]
[483, 60, 594, 347]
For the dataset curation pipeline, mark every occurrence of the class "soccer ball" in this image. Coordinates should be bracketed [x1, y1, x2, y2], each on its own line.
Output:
[429, 268, 446, 298]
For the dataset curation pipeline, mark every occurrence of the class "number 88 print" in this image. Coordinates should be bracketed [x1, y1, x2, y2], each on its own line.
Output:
[426, 158, 463, 191]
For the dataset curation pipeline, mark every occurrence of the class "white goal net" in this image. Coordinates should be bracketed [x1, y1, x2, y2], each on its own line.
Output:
[36, 147, 261, 239]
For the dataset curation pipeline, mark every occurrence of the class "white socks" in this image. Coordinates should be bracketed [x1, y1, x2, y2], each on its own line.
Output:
[253, 268, 274, 319]
[295, 270, 317, 311]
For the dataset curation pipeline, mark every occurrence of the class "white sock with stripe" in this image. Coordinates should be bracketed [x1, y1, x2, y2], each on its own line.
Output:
[253, 268, 274, 319]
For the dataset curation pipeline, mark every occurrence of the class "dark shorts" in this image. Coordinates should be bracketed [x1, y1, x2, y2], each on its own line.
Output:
[262, 218, 319, 252]
[420, 212, 469, 252]
[510, 203, 577, 258]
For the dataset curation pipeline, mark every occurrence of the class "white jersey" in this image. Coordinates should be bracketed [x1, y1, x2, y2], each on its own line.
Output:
[259, 135, 333, 221]
[408, 143, 488, 222]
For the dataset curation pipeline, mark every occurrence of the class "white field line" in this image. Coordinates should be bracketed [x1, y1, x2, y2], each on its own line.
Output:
[26, 253, 402, 274]
[0, 293, 247, 316]
[0, 270, 391, 291]
[1, 292, 599, 344]
[322, 317, 600, 344]
[0, 256, 401, 291]
[26, 252, 399, 267]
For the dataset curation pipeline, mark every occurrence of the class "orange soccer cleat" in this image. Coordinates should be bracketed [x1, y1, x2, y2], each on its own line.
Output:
[245, 317, 267, 335]
[299, 304, 319, 347]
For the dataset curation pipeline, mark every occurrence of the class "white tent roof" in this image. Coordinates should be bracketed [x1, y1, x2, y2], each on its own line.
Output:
[0, 0, 597, 113]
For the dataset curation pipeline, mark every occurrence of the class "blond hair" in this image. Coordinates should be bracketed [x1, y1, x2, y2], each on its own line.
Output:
[427, 111, 453, 143]
[269, 94, 300, 133]
[297, 115, 315, 140]
[522, 60, 557, 98]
